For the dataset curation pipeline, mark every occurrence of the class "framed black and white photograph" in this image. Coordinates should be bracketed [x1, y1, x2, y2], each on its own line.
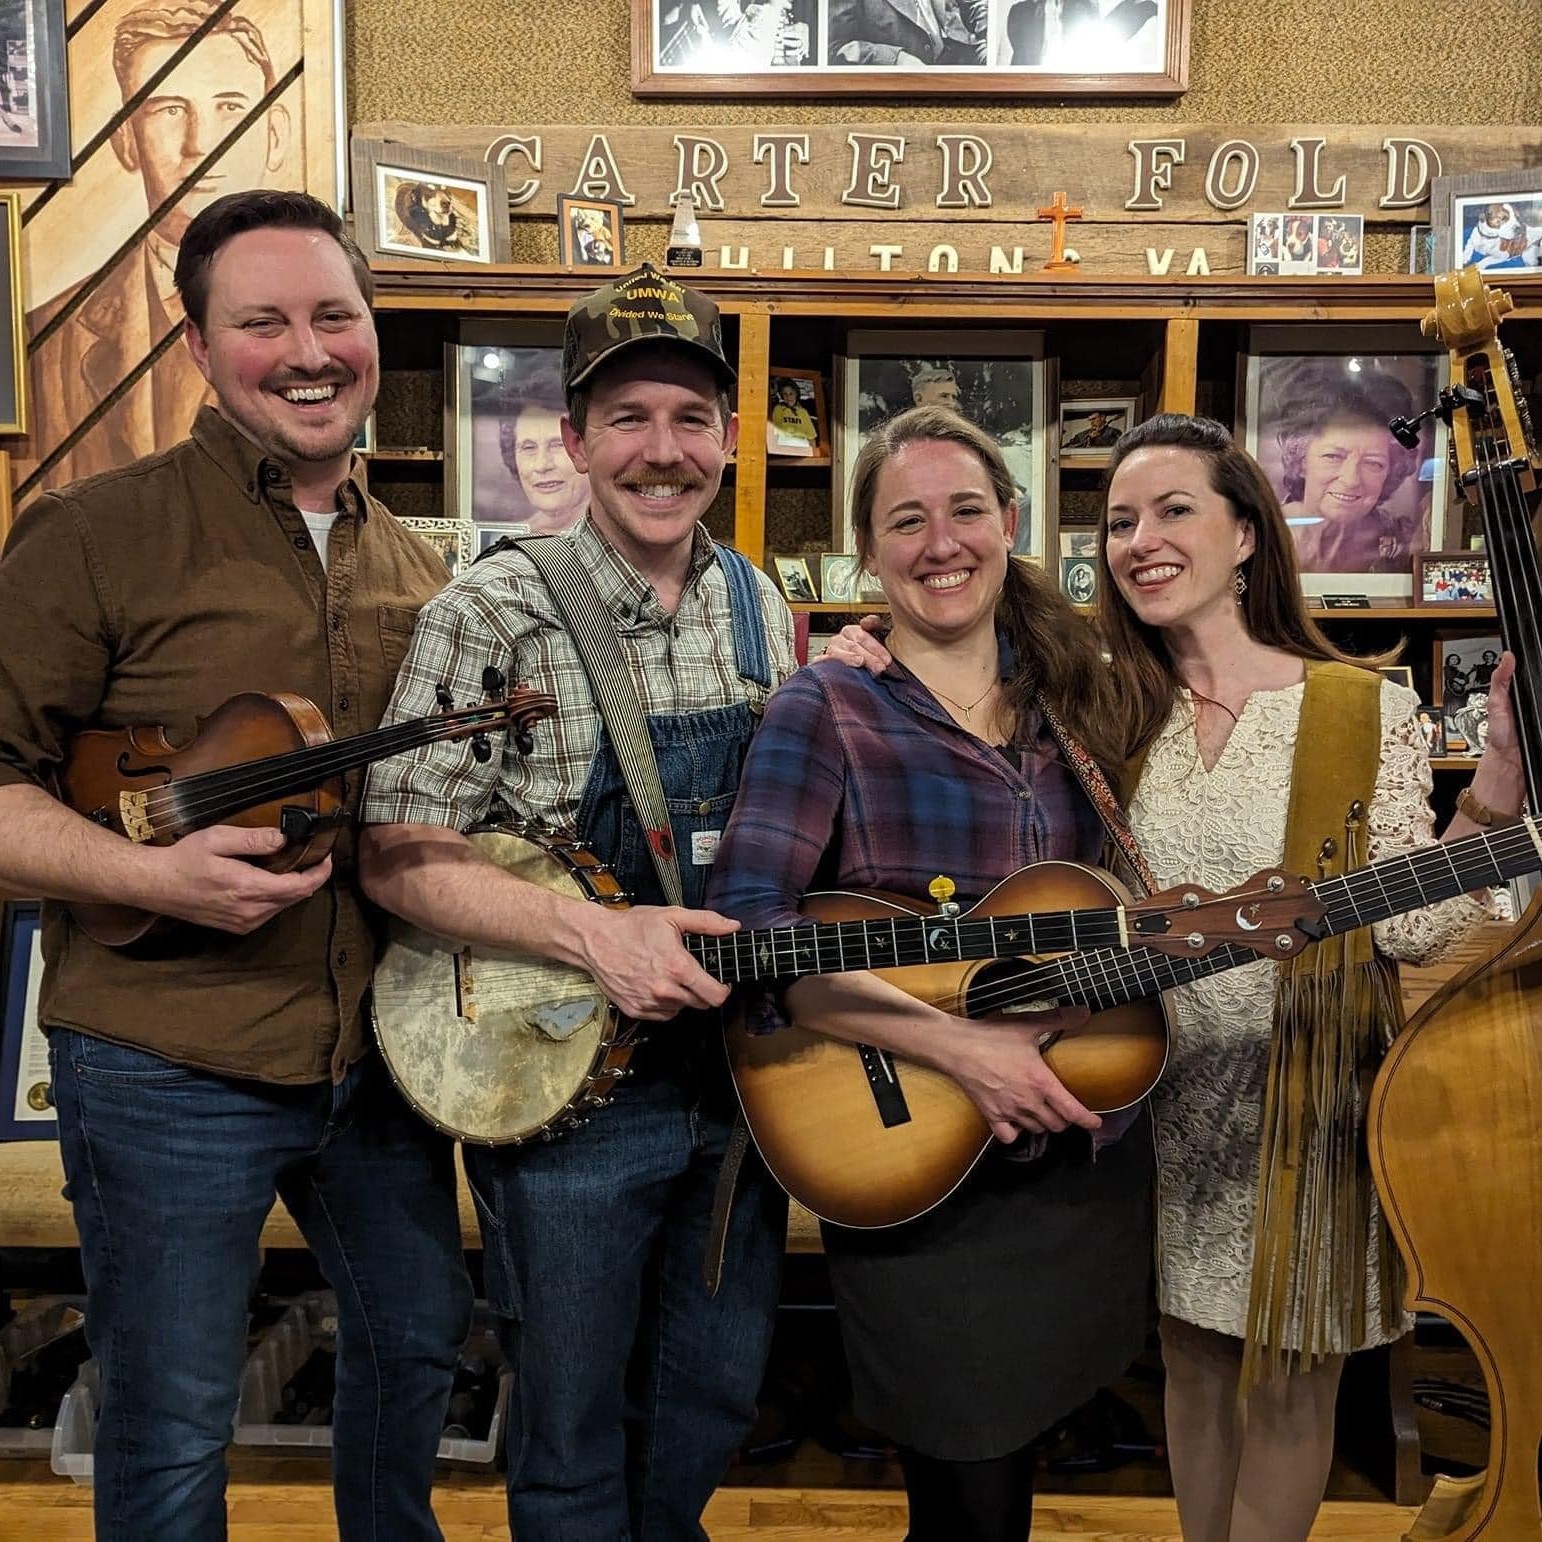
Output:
[0, 0, 70, 182]
[1057, 395, 1135, 466]
[819, 551, 886, 604]
[397, 516, 473, 579]
[1413, 551, 1493, 609]
[351, 138, 510, 265]
[445, 326, 590, 534]
[1431, 170, 1542, 272]
[0, 900, 53, 1140]
[0, 190, 26, 435]
[835, 328, 1048, 559]
[768, 366, 828, 458]
[1240, 326, 1449, 602]
[633, 0, 1190, 97]
[557, 194, 625, 267]
[1431, 631, 1500, 757]
[773, 553, 818, 603]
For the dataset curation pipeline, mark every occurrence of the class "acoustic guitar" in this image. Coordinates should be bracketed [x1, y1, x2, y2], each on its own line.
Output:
[730, 815, 1542, 1228]
[369, 824, 1305, 1147]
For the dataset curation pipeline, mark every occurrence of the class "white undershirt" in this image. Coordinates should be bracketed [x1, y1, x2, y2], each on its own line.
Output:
[299, 509, 339, 573]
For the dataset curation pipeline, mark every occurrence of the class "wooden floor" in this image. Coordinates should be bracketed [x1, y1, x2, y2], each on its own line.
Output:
[0, 1460, 1421, 1539]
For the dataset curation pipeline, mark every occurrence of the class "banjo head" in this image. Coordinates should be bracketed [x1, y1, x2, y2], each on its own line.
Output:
[373, 828, 620, 1143]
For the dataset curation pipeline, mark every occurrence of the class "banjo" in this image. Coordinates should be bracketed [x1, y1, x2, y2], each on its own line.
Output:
[370, 824, 1315, 1146]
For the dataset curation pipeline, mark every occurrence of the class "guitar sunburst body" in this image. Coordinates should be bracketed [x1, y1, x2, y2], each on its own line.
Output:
[726, 862, 1170, 1229]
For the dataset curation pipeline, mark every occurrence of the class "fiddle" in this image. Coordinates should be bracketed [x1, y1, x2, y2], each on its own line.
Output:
[55, 670, 558, 946]
[1369, 266, 1542, 1541]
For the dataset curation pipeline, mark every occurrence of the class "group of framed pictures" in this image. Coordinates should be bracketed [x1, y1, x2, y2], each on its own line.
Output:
[411, 319, 1480, 614]
[1421, 633, 1502, 759]
[1246, 213, 1364, 277]
[350, 139, 627, 269]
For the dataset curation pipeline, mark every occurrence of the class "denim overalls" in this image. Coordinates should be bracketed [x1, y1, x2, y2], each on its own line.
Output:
[463, 543, 789, 1541]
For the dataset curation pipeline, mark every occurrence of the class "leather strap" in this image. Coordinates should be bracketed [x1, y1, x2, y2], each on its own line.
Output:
[1034, 691, 1159, 897]
[518, 535, 686, 908]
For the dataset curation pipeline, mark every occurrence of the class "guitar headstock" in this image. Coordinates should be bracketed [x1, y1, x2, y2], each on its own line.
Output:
[1420, 265, 1542, 502]
[1126, 870, 1327, 960]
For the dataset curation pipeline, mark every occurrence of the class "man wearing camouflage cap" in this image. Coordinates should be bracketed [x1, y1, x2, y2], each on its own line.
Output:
[360, 264, 797, 1537]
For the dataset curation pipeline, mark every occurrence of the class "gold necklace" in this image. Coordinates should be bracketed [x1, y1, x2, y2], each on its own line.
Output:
[929, 679, 998, 720]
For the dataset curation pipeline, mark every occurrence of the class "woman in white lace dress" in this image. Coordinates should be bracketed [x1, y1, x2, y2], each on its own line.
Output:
[1096, 414, 1524, 1542]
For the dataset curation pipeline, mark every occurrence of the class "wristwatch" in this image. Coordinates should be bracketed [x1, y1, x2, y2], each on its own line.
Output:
[1456, 784, 1521, 828]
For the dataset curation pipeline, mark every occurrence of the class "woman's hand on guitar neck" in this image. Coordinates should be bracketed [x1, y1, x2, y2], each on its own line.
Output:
[946, 1011, 1102, 1142]
[574, 904, 739, 1020]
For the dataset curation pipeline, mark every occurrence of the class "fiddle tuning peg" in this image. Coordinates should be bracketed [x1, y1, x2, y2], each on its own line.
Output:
[470, 732, 492, 763]
[482, 665, 507, 698]
[434, 684, 455, 711]
[514, 729, 535, 756]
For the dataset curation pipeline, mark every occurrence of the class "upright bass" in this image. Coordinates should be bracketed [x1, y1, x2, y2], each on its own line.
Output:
[1369, 266, 1542, 1540]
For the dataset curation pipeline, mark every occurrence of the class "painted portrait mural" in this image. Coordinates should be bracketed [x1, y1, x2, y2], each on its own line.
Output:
[15, 0, 335, 502]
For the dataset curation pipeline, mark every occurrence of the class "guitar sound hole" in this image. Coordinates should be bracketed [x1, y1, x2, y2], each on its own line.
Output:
[964, 959, 1055, 1021]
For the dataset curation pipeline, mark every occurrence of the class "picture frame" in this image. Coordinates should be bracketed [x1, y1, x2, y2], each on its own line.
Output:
[0, 899, 54, 1141]
[0, 1, 70, 182]
[773, 554, 818, 603]
[0, 192, 26, 435]
[445, 324, 590, 534]
[819, 551, 886, 605]
[557, 194, 626, 268]
[1408, 223, 1435, 276]
[1247, 212, 1363, 277]
[1413, 551, 1493, 609]
[350, 138, 510, 265]
[1239, 326, 1450, 602]
[396, 516, 473, 579]
[1431, 631, 1501, 758]
[1430, 169, 1542, 273]
[1057, 395, 1136, 467]
[1414, 703, 1446, 758]
[632, 0, 1191, 98]
[1376, 665, 1414, 691]
[353, 412, 377, 455]
[835, 329, 1049, 561]
[768, 367, 829, 459]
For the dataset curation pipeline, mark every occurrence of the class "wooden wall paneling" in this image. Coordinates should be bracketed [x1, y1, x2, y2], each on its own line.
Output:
[734, 309, 772, 565]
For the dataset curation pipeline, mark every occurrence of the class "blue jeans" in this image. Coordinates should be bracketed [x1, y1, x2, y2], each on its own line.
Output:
[463, 1065, 786, 1541]
[48, 1029, 473, 1542]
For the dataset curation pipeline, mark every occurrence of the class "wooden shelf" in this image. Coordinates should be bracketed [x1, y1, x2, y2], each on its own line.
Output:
[769, 454, 833, 469]
[1430, 756, 1481, 771]
[366, 448, 444, 463]
[1314, 607, 1497, 622]
[793, 601, 889, 613]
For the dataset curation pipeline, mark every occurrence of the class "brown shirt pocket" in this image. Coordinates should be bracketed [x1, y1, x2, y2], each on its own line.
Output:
[378, 604, 419, 681]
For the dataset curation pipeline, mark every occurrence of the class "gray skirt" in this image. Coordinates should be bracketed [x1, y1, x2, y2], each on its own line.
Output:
[821, 1110, 1155, 1461]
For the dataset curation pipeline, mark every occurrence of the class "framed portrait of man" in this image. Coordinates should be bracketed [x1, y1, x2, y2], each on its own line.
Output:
[1239, 326, 1450, 602]
[16, 0, 344, 500]
[835, 329, 1049, 560]
[445, 324, 591, 534]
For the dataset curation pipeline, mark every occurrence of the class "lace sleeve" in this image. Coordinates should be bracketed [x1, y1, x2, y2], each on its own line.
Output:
[1368, 679, 1491, 965]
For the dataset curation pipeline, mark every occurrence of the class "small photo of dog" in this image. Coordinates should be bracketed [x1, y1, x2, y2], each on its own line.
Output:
[377, 168, 491, 263]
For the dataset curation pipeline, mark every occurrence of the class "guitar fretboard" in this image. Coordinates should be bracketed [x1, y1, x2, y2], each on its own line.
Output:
[995, 818, 1541, 1018]
[686, 902, 1131, 984]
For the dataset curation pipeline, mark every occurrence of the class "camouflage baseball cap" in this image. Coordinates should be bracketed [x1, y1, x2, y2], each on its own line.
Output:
[562, 263, 735, 395]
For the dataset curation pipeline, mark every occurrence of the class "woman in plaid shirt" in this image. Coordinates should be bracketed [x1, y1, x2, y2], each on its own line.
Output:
[709, 405, 1154, 1542]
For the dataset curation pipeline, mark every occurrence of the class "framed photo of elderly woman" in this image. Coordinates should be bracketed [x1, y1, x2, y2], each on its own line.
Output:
[445, 325, 591, 534]
[834, 329, 1050, 561]
[1239, 327, 1450, 602]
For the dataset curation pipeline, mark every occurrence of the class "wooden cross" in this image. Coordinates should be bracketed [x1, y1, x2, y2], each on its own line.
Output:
[1036, 191, 1084, 271]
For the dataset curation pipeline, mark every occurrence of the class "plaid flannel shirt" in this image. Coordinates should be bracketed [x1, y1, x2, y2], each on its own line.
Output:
[361, 517, 796, 832]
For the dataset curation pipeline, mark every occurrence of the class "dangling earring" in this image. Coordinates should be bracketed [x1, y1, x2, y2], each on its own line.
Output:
[1233, 566, 1248, 598]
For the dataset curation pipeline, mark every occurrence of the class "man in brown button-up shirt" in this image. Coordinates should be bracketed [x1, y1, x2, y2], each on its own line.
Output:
[0, 190, 472, 1538]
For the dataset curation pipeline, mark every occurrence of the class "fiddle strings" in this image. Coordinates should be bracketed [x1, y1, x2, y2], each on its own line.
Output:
[129, 705, 516, 834]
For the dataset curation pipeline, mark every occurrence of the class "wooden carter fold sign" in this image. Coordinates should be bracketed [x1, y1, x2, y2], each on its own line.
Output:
[356, 122, 1542, 276]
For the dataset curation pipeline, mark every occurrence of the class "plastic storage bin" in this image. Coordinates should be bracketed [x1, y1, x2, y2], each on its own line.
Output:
[235, 1293, 510, 1467]
[0, 1296, 88, 1463]
[49, 1358, 98, 1485]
